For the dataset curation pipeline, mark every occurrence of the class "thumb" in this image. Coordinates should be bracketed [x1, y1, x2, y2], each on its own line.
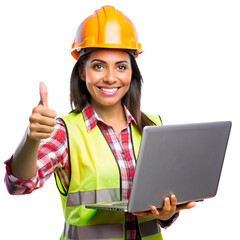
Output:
[39, 81, 48, 107]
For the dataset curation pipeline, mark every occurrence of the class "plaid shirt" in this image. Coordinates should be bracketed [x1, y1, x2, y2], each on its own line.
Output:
[5, 103, 178, 239]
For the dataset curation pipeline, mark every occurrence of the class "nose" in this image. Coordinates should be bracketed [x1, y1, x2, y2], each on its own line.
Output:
[103, 67, 117, 84]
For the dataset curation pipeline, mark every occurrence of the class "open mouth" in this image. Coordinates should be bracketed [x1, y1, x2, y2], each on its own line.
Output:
[98, 87, 120, 93]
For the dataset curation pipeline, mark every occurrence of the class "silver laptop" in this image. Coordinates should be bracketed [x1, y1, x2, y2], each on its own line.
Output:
[85, 121, 231, 212]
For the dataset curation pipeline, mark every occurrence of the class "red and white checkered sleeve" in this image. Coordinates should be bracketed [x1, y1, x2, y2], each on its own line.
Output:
[4, 119, 68, 195]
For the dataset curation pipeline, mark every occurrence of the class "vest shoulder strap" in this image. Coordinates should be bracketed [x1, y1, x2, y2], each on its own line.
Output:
[146, 114, 163, 125]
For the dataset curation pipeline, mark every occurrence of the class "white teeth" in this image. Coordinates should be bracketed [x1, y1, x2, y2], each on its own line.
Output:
[100, 88, 118, 93]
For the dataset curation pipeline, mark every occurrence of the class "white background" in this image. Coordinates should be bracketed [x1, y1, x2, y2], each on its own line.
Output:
[0, 0, 239, 239]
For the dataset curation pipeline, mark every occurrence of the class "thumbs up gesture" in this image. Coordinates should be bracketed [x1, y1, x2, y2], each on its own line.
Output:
[28, 82, 57, 140]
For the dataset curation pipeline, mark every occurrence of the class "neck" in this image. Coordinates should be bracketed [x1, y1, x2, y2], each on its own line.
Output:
[90, 101, 126, 125]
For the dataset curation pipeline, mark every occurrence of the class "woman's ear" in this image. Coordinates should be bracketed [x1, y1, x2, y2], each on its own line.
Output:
[78, 64, 85, 81]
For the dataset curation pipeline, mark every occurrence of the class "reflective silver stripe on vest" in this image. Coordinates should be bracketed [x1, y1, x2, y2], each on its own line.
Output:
[66, 188, 120, 206]
[139, 219, 161, 237]
[63, 222, 123, 239]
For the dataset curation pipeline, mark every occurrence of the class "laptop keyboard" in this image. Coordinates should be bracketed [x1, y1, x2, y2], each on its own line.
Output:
[113, 202, 128, 207]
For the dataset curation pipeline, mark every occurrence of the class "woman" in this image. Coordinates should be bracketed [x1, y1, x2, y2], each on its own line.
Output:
[5, 5, 195, 240]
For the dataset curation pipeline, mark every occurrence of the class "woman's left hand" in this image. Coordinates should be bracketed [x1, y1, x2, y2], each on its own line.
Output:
[132, 195, 196, 221]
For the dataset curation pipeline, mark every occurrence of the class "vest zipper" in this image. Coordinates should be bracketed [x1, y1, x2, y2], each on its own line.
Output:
[129, 124, 137, 164]
[98, 126, 123, 201]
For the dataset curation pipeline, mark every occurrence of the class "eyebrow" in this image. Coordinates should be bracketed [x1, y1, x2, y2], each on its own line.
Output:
[90, 59, 130, 65]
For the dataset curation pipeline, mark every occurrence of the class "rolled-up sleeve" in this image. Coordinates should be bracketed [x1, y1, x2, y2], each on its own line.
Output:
[158, 212, 179, 229]
[4, 157, 39, 195]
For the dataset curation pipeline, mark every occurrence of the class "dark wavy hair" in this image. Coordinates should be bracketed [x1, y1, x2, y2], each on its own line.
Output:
[70, 50, 154, 133]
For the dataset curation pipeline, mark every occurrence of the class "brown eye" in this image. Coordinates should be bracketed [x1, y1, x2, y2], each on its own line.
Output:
[94, 64, 104, 70]
[117, 65, 126, 71]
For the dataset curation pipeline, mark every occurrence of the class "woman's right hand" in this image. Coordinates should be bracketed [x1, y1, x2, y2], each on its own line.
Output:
[28, 82, 57, 140]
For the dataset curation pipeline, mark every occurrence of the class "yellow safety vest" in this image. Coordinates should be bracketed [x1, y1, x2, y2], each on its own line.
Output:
[55, 112, 163, 240]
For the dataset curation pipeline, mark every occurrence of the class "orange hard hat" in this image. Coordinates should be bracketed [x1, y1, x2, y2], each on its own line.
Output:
[71, 5, 143, 60]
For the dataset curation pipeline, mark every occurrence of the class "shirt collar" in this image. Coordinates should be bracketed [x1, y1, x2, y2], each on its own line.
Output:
[82, 103, 137, 132]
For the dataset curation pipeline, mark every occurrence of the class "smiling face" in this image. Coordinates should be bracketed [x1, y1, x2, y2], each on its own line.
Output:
[79, 49, 132, 111]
